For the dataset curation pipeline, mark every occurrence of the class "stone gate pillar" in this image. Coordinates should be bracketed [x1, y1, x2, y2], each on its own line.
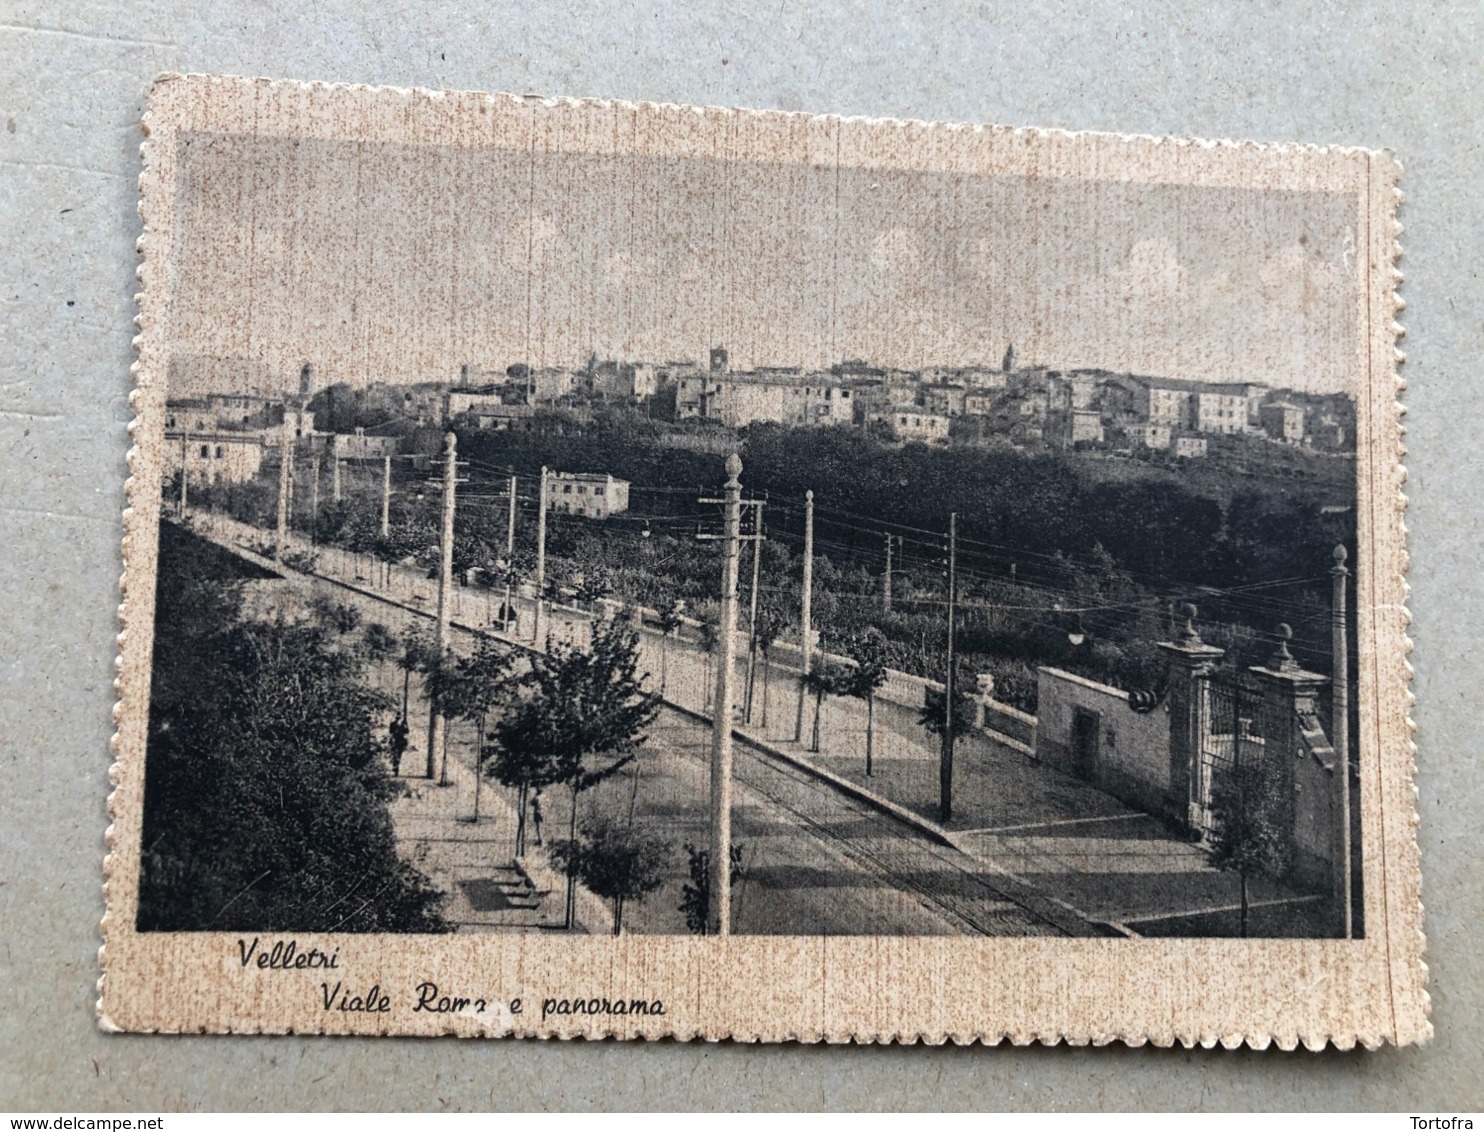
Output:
[1249, 624, 1336, 923]
[1157, 603, 1225, 834]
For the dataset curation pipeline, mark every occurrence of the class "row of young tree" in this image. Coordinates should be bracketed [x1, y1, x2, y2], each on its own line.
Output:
[393, 610, 748, 936]
[158, 469, 1332, 939]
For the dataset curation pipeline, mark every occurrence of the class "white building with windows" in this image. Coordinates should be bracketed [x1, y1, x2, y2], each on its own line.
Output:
[678, 372, 860, 428]
[164, 431, 266, 485]
[870, 409, 952, 444]
[1068, 408, 1105, 444]
[1191, 389, 1249, 435]
[330, 429, 401, 460]
[447, 391, 506, 419]
[675, 373, 724, 419]
[1259, 401, 1306, 445]
[1109, 374, 1255, 435]
[547, 472, 631, 519]
[1126, 422, 1173, 450]
[164, 399, 220, 435]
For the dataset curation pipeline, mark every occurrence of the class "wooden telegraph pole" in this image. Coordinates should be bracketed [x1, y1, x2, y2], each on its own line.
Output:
[793, 489, 814, 742]
[940, 512, 958, 823]
[332, 455, 342, 503]
[697, 454, 758, 936]
[743, 499, 765, 723]
[310, 453, 321, 544]
[504, 473, 518, 632]
[534, 466, 549, 649]
[380, 455, 391, 538]
[426, 432, 458, 780]
[275, 418, 293, 562]
[709, 455, 742, 935]
[178, 430, 189, 517]
[1332, 544, 1352, 938]
[883, 531, 893, 612]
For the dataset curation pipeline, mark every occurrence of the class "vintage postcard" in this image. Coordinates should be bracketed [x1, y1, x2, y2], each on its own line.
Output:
[105, 74, 1424, 1046]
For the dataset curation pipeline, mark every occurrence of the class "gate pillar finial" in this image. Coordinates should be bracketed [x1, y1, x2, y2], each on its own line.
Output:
[1158, 609, 1226, 833]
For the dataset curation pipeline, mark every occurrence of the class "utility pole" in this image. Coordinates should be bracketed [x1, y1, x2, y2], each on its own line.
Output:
[793, 489, 814, 742]
[704, 454, 744, 936]
[504, 474, 518, 631]
[275, 419, 293, 561]
[332, 455, 342, 503]
[883, 531, 894, 612]
[426, 432, 458, 781]
[380, 455, 391, 538]
[940, 512, 958, 823]
[310, 453, 321, 543]
[178, 431, 189, 517]
[1332, 544, 1352, 939]
[743, 499, 764, 723]
[534, 466, 549, 649]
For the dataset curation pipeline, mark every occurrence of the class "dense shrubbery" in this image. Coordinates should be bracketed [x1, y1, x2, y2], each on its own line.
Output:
[137, 524, 448, 933]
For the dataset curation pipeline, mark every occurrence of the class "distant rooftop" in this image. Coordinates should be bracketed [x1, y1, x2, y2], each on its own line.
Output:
[550, 470, 627, 483]
[1113, 373, 1267, 395]
[716, 371, 879, 389]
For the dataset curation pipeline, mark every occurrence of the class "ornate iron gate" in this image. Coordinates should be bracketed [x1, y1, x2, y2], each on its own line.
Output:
[1192, 668, 1268, 840]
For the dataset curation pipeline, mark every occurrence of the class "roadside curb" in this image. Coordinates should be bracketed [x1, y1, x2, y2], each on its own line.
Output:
[660, 695, 954, 848]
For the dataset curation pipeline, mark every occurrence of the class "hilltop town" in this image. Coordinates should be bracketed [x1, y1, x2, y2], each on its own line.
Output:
[163, 346, 1356, 493]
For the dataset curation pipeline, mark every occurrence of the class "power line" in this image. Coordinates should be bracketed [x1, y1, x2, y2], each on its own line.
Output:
[786, 493, 1341, 601]
[769, 506, 1334, 617]
[453, 460, 1336, 609]
[327, 449, 1338, 644]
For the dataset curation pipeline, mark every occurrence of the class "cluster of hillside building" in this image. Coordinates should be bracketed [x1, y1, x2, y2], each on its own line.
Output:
[439, 346, 1352, 457]
[162, 347, 1354, 492]
[161, 382, 400, 490]
[162, 360, 634, 516]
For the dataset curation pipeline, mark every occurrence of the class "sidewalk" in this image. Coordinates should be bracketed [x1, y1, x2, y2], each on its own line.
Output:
[190, 514, 613, 934]
[373, 646, 620, 934]
[385, 733, 613, 934]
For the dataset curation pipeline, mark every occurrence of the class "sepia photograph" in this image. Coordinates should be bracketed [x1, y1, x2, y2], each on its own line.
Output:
[102, 77, 1421, 1042]
[140, 115, 1363, 943]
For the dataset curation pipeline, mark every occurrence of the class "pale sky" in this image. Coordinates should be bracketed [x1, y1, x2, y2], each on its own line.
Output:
[167, 132, 1360, 398]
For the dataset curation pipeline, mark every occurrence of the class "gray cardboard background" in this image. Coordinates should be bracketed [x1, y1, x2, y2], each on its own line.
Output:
[1, 0, 1478, 1110]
